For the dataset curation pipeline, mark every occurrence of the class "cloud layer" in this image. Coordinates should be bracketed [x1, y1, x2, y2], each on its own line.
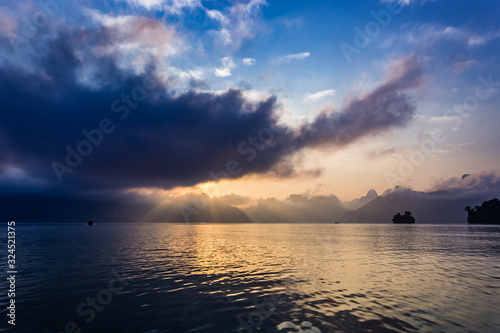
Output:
[0, 23, 423, 194]
[0, 8, 424, 217]
[296, 56, 422, 148]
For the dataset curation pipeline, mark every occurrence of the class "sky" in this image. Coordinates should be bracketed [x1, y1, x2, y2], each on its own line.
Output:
[0, 0, 499, 222]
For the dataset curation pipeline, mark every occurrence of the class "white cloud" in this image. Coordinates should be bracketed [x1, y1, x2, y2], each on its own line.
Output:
[155, 66, 206, 93]
[162, 66, 205, 81]
[277, 52, 311, 63]
[381, 0, 414, 4]
[404, 24, 500, 48]
[304, 89, 336, 102]
[242, 89, 272, 103]
[124, 0, 201, 14]
[381, 0, 436, 5]
[167, 0, 201, 14]
[242, 58, 256, 66]
[207, 0, 267, 48]
[84, 9, 183, 75]
[124, 0, 163, 10]
[466, 30, 500, 47]
[206, 9, 229, 24]
[215, 56, 237, 77]
[218, 28, 232, 45]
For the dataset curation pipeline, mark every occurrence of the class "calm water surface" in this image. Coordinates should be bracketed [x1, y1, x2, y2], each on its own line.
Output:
[1, 223, 499, 333]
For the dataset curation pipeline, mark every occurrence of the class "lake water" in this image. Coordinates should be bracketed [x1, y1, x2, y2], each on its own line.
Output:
[1, 223, 500, 333]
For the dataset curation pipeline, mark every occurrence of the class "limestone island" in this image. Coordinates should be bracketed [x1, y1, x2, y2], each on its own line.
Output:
[465, 198, 500, 224]
[392, 211, 416, 224]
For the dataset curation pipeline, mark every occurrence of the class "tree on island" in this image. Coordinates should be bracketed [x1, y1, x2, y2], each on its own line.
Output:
[392, 211, 416, 223]
[465, 198, 500, 224]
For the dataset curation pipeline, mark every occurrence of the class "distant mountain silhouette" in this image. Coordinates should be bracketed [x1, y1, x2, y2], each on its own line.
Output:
[2, 173, 498, 223]
[340, 186, 495, 224]
[465, 198, 500, 224]
[345, 189, 378, 210]
[245, 194, 347, 223]
[392, 211, 416, 224]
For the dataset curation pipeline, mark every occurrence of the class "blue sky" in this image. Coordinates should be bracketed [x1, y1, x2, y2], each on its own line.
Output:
[0, 0, 499, 220]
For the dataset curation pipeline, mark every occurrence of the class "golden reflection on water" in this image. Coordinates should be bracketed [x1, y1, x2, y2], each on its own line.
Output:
[141, 223, 500, 332]
[146, 224, 490, 320]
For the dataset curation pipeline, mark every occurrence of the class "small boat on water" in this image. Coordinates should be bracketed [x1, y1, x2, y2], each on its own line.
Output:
[88, 220, 94, 226]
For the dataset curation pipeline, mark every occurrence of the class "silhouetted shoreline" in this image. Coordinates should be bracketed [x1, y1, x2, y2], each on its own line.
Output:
[465, 199, 500, 224]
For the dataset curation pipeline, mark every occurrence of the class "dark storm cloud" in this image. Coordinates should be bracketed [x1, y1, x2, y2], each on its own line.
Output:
[0, 66, 286, 190]
[0, 25, 423, 196]
[295, 56, 422, 148]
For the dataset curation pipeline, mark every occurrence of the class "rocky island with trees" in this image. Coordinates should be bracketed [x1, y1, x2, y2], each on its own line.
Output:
[392, 211, 416, 224]
[465, 198, 500, 224]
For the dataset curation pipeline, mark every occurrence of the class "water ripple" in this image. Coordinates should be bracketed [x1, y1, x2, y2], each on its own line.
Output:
[0, 223, 499, 332]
